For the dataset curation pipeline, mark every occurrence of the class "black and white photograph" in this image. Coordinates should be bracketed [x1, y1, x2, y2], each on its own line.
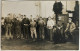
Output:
[1, 0, 79, 50]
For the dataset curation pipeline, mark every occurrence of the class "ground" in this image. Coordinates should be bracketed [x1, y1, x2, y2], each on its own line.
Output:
[1, 29, 79, 50]
[1, 38, 79, 50]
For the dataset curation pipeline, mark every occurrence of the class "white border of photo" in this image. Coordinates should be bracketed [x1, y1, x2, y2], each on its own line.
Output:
[1, 0, 80, 51]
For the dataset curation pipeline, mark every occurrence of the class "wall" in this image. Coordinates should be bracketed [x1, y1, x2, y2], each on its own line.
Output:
[2, 1, 75, 18]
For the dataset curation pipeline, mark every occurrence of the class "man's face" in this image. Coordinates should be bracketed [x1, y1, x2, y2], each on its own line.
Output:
[32, 18, 35, 22]
[20, 15, 23, 19]
[36, 15, 39, 17]
[1, 17, 4, 20]
[7, 14, 10, 17]
[48, 17, 51, 20]
[31, 15, 32, 17]
[69, 19, 72, 23]
[40, 17, 42, 20]
[24, 16, 26, 18]
[17, 17, 19, 20]
[30, 15, 32, 19]
[13, 15, 16, 18]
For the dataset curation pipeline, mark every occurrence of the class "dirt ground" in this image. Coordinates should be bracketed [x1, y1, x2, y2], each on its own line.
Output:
[1, 29, 79, 50]
[1, 38, 79, 50]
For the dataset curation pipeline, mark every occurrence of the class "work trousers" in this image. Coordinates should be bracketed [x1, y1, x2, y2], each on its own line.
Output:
[39, 27, 45, 39]
[5, 24, 13, 39]
[30, 27, 37, 39]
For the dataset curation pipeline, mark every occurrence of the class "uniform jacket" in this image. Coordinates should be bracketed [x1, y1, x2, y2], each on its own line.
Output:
[22, 18, 30, 25]
[65, 22, 76, 33]
[47, 19, 55, 29]
[38, 19, 45, 27]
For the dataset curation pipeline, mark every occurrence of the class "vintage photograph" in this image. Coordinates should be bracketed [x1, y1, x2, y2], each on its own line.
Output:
[1, 0, 79, 50]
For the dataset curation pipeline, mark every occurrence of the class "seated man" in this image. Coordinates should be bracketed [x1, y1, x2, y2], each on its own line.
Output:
[65, 18, 76, 42]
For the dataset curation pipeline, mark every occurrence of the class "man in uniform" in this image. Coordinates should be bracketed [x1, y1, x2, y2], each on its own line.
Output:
[22, 15, 30, 39]
[11, 14, 17, 39]
[65, 18, 76, 42]
[38, 17, 45, 40]
[20, 15, 24, 38]
[30, 18, 37, 41]
[47, 17, 55, 41]
[1, 17, 5, 35]
[15, 17, 22, 39]
[4, 14, 13, 39]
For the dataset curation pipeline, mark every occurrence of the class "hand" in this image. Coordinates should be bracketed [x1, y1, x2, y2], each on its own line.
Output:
[24, 24, 28, 26]
[65, 30, 66, 32]
[58, 27, 60, 29]
[70, 29, 74, 32]
[47, 26, 49, 28]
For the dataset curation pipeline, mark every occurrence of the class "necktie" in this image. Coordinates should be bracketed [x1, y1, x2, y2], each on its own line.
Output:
[68, 23, 71, 31]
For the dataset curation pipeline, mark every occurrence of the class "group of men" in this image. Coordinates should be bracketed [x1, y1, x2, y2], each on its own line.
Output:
[1, 13, 76, 43]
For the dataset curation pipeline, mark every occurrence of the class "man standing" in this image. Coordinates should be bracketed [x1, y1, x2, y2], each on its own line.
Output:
[16, 17, 22, 39]
[30, 18, 37, 41]
[65, 18, 76, 42]
[11, 14, 17, 39]
[22, 15, 30, 39]
[19, 15, 24, 38]
[54, 22, 64, 43]
[4, 14, 13, 39]
[38, 17, 45, 40]
[1, 17, 5, 35]
[47, 17, 55, 41]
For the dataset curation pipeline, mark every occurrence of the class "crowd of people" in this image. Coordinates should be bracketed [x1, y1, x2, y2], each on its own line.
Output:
[1, 13, 76, 44]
